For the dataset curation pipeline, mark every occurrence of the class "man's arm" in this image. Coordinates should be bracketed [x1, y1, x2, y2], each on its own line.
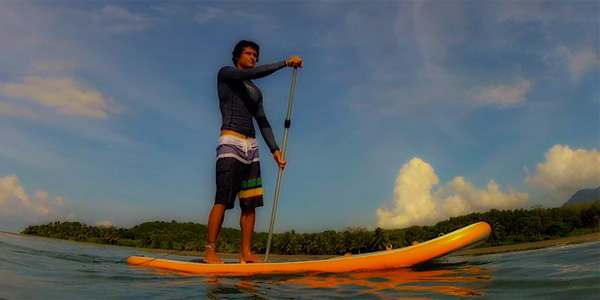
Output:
[218, 62, 286, 81]
[255, 102, 287, 168]
[254, 100, 279, 154]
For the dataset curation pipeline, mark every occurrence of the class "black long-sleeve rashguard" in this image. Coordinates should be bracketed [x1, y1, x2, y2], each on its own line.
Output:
[217, 61, 286, 153]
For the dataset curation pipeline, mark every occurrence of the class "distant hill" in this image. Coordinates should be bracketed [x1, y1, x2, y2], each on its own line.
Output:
[563, 187, 600, 206]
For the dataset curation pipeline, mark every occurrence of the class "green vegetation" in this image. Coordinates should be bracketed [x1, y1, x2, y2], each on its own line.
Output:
[22, 202, 599, 255]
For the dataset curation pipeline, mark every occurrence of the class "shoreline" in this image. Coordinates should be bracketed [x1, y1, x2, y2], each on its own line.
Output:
[457, 232, 600, 256]
[2, 230, 598, 260]
[0, 230, 333, 261]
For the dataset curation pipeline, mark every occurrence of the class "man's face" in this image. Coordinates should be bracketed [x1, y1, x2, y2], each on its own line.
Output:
[237, 46, 258, 69]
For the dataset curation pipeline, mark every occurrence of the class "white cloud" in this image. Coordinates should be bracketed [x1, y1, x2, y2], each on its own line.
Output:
[96, 219, 114, 228]
[150, 4, 270, 25]
[195, 6, 270, 24]
[376, 158, 442, 228]
[341, 1, 595, 117]
[341, 3, 464, 114]
[343, 2, 537, 116]
[0, 77, 118, 119]
[377, 158, 529, 229]
[195, 6, 225, 24]
[151, 3, 189, 17]
[497, 1, 598, 23]
[231, 10, 269, 21]
[55, 196, 65, 206]
[413, 1, 468, 82]
[556, 46, 599, 82]
[93, 5, 156, 33]
[0, 175, 29, 209]
[436, 177, 529, 213]
[0, 175, 71, 223]
[473, 78, 533, 108]
[526, 145, 600, 204]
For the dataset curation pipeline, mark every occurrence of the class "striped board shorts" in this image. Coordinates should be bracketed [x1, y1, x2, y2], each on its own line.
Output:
[215, 135, 264, 210]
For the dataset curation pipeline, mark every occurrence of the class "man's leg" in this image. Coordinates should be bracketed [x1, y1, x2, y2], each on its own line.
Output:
[205, 203, 226, 263]
[240, 207, 262, 263]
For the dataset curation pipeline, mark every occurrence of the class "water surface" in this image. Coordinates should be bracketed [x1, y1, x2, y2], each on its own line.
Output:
[1, 232, 598, 299]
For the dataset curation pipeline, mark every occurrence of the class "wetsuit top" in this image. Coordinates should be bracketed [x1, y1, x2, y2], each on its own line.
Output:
[217, 61, 286, 153]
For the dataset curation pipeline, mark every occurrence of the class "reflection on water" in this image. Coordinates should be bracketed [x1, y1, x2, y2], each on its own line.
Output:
[281, 267, 489, 297]
[191, 264, 492, 298]
[131, 262, 491, 298]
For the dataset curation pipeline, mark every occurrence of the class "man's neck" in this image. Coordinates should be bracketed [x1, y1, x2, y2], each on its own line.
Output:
[237, 64, 254, 71]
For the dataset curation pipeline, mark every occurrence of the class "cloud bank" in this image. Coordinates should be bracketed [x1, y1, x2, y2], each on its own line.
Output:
[0, 175, 72, 226]
[526, 145, 600, 204]
[0, 77, 119, 119]
[377, 158, 529, 229]
[377, 145, 599, 229]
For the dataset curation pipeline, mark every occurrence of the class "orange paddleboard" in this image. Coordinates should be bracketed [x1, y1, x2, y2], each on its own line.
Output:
[127, 222, 491, 275]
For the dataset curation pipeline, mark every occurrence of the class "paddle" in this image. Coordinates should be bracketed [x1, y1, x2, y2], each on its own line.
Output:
[264, 67, 298, 262]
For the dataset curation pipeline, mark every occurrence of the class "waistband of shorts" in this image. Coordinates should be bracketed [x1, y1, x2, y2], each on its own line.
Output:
[218, 133, 258, 148]
[220, 130, 254, 139]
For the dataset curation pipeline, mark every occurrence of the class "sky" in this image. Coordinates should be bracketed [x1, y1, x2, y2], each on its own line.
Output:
[0, 0, 599, 233]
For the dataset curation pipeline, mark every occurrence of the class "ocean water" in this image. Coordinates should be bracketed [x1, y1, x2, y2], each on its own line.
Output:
[0, 232, 598, 299]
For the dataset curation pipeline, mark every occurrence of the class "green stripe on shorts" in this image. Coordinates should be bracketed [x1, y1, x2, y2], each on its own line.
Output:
[241, 178, 262, 189]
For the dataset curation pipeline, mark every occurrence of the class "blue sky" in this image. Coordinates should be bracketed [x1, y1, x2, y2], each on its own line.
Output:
[0, 1, 598, 233]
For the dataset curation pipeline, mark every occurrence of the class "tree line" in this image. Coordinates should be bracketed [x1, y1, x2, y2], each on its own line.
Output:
[22, 202, 599, 255]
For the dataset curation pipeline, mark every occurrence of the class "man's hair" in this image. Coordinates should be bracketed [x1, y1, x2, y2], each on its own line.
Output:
[232, 40, 260, 66]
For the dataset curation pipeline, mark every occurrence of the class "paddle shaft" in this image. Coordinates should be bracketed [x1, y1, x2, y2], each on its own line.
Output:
[264, 67, 298, 262]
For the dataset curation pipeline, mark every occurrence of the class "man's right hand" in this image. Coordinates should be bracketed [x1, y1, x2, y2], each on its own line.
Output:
[286, 56, 303, 68]
[273, 150, 287, 169]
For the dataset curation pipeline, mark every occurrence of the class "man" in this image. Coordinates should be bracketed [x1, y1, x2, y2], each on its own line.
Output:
[205, 40, 303, 264]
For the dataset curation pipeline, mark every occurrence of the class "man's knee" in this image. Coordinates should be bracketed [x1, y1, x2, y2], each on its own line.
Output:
[241, 207, 256, 216]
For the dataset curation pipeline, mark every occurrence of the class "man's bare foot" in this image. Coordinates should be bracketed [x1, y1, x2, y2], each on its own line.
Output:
[240, 253, 263, 263]
[204, 243, 224, 264]
[204, 250, 224, 264]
